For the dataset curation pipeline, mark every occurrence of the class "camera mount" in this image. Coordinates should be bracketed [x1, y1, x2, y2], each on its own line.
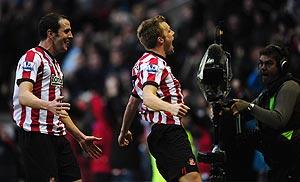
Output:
[197, 101, 227, 182]
[196, 23, 234, 182]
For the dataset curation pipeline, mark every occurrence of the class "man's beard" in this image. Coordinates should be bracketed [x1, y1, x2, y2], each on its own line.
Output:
[262, 74, 280, 86]
[164, 42, 174, 55]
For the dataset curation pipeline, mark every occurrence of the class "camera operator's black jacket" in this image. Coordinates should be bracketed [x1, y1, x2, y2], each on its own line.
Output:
[251, 74, 300, 180]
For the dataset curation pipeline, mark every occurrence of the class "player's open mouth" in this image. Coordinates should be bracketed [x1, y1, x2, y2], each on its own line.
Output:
[65, 40, 70, 47]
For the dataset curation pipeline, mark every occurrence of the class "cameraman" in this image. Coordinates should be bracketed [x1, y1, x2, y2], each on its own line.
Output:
[231, 44, 300, 181]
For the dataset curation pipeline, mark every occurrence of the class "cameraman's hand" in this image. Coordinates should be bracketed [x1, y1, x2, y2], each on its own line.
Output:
[231, 99, 250, 116]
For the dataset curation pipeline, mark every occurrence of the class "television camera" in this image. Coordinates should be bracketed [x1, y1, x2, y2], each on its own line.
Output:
[196, 24, 240, 182]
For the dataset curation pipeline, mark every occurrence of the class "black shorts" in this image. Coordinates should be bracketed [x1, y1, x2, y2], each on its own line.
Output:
[17, 128, 81, 182]
[147, 124, 199, 181]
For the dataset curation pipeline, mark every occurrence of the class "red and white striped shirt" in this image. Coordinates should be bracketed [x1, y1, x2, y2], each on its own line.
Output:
[132, 51, 184, 125]
[12, 46, 66, 136]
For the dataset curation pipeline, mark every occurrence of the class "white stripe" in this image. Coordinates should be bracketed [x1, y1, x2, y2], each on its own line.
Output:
[160, 111, 167, 124]
[38, 58, 49, 134]
[164, 71, 182, 124]
[141, 115, 146, 122]
[154, 60, 164, 84]
[22, 107, 33, 131]
[52, 115, 60, 134]
[40, 54, 52, 134]
[146, 112, 151, 123]
[29, 52, 41, 82]
[153, 112, 159, 123]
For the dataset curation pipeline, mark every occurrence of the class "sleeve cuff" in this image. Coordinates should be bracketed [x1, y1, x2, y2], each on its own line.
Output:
[131, 93, 140, 98]
[17, 78, 34, 86]
[143, 81, 158, 88]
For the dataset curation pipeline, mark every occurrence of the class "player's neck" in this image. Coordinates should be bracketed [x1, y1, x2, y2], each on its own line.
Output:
[39, 39, 56, 57]
[148, 47, 166, 58]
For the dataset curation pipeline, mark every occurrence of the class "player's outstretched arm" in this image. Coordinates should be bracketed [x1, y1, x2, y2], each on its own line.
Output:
[59, 111, 103, 159]
[118, 95, 141, 147]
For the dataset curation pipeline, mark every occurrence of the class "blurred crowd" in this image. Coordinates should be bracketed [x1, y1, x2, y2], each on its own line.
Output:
[0, 0, 300, 181]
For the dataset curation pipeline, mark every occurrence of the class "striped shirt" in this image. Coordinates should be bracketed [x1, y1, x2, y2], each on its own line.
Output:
[12, 46, 66, 136]
[131, 51, 184, 125]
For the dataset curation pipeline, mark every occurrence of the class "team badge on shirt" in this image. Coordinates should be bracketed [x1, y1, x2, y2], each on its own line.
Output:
[146, 64, 159, 73]
[22, 61, 34, 72]
[51, 74, 63, 87]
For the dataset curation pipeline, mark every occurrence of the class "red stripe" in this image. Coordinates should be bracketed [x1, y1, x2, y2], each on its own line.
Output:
[137, 76, 143, 88]
[160, 68, 169, 86]
[139, 53, 150, 62]
[172, 77, 183, 103]
[149, 112, 154, 123]
[36, 48, 55, 134]
[166, 115, 174, 125]
[149, 57, 158, 64]
[160, 69, 170, 95]
[158, 113, 162, 124]
[132, 88, 137, 95]
[22, 50, 35, 79]
[148, 58, 159, 82]
[160, 69, 174, 124]
[30, 59, 45, 132]
[148, 73, 156, 81]
[138, 71, 144, 88]
[46, 64, 55, 134]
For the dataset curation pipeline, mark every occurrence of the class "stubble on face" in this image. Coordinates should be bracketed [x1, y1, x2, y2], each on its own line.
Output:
[160, 22, 174, 55]
[259, 55, 280, 85]
[53, 19, 73, 54]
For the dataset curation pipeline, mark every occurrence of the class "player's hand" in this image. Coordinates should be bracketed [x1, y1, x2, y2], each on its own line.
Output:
[79, 136, 103, 159]
[231, 99, 250, 116]
[47, 96, 70, 116]
[118, 130, 132, 147]
[57, 109, 69, 119]
[169, 103, 190, 117]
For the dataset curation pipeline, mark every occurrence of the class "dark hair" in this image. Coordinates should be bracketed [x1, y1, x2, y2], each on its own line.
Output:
[259, 44, 289, 73]
[259, 44, 287, 64]
[38, 13, 68, 40]
[137, 15, 166, 49]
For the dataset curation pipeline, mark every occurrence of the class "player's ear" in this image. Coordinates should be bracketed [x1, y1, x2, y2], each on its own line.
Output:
[47, 29, 54, 40]
[157, 37, 164, 44]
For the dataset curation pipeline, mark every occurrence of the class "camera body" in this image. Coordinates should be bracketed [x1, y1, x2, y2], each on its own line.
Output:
[197, 44, 232, 102]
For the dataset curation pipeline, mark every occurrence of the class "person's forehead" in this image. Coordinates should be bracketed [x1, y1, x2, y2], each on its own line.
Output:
[58, 18, 71, 29]
[259, 55, 276, 62]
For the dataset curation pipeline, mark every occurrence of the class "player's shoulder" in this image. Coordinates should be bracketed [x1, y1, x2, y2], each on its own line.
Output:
[18, 48, 44, 67]
[24, 47, 38, 54]
[139, 52, 164, 63]
[22, 47, 43, 58]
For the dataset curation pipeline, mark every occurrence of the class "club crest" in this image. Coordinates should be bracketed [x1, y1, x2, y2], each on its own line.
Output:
[50, 74, 63, 87]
